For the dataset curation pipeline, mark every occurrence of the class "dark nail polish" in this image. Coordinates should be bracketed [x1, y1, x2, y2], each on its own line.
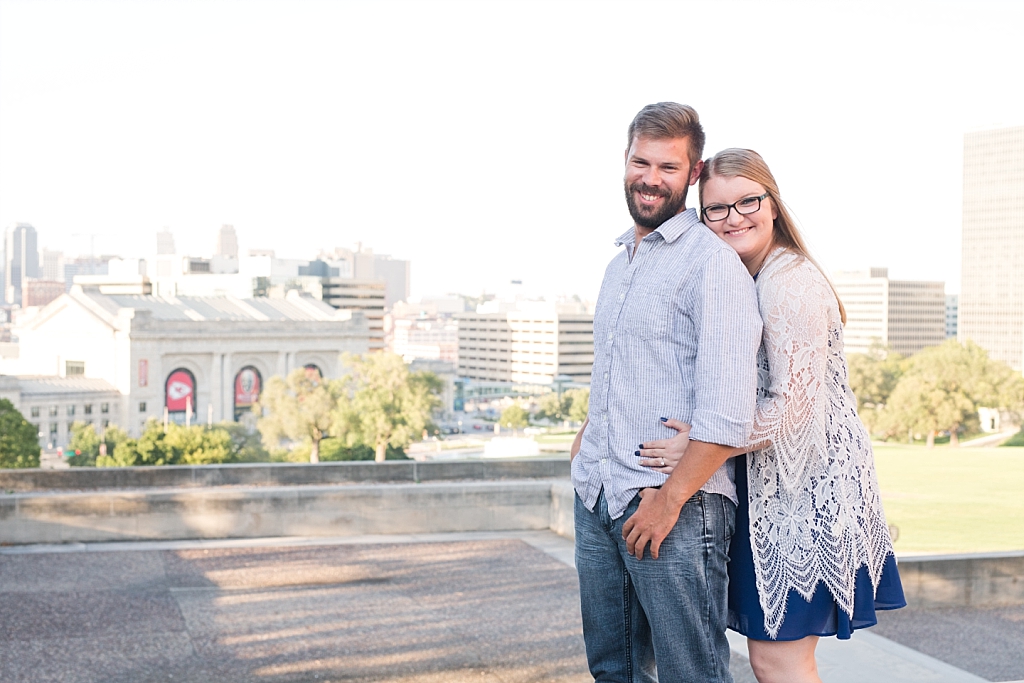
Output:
[638, 444, 644, 449]
[634, 450, 641, 456]
[660, 417, 668, 422]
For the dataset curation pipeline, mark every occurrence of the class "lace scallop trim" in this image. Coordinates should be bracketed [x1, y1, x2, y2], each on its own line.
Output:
[745, 250, 895, 639]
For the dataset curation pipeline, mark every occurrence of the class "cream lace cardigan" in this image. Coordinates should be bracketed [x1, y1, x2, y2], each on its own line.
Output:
[746, 248, 896, 638]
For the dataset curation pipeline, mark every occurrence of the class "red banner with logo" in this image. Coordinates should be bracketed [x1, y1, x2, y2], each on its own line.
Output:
[166, 370, 194, 412]
[234, 367, 261, 408]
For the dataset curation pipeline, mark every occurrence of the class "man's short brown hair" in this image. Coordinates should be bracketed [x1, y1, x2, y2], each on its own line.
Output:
[626, 102, 705, 167]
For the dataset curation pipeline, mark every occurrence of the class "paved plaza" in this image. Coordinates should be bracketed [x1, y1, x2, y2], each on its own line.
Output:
[0, 533, 1020, 683]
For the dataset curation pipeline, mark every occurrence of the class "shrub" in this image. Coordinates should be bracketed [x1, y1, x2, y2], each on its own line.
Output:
[0, 399, 40, 468]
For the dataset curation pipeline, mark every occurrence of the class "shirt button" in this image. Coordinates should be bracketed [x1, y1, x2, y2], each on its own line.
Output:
[600, 458, 607, 463]
[603, 372, 609, 379]
[607, 332, 614, 341]
[618, 293, 625, 301]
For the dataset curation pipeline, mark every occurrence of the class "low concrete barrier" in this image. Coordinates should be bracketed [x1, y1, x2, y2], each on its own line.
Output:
[3, 463, 1021, 612]
[550, 480, 576, 540]
[896, 551, 1024, 607]
[0, 480, 557, 544]
[0, 458, 570, 492]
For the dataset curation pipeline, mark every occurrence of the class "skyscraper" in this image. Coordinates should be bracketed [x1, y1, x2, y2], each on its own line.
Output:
[156, 228, 176, 255]
[42, 249, 65, 283]
[4, 223, 40, 305]
[959, 126, 1024, 373]
[832, 267, 946, 356]
[945, 294, 958, 339]
[215, 224, 238, 259]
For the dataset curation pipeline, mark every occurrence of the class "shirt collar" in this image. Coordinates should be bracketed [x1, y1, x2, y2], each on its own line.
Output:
[614, 208, 700, 247]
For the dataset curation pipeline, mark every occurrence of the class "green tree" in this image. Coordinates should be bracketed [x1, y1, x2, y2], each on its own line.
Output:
[881, 340, 1024, 447]
[882, 374, 974, 446]
[0, 398, 40, 468]
[566, 388, 590, 424]
[67, 422, 102, 465]
[95, 421, 236, 467]
[218, 422, 271, 462]
[67, 423, 132, 467]
[535, 392, 573, 423]
[500, 403, 529, 432]
[846, 343, 904, 434]
[164, 423, 233, 465]
[255, 368, 342, 463]
[332, 352, 441, 462]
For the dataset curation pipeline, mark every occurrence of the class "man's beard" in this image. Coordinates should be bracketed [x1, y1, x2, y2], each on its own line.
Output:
[624, 181, 688, 229]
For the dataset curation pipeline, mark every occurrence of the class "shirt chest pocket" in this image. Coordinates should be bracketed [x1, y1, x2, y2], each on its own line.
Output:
[619, 285, 674, 341]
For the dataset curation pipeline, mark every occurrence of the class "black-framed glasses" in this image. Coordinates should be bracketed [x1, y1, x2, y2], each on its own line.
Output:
[701, 193, 769, 222]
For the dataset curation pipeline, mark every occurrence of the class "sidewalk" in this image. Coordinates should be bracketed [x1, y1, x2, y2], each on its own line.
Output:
[3, 531, 1015, 682]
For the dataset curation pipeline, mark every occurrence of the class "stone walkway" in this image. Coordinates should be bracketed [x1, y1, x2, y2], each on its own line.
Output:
[1, 532, 1020, 682]
[0, 539, 590, 682]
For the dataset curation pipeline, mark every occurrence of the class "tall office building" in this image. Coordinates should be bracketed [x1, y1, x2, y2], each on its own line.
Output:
[42, 249, 65, 283]
[833, 268, 946, 356]
[320, 279, 388, 351]
[215, 225, 239, 259]
[350, 246, 410, 308]
[372, 255, 411, 308]
[156, 229, 176, 255]
[946, 294, 958, 339]
[4, 223, 40, 305]
[456, 306, 594, 385]
[959, 126, 1024, 373]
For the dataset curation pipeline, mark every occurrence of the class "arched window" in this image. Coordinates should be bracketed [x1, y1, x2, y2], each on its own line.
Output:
[234, 366, 263, 421]
[165, 368, 196, 425]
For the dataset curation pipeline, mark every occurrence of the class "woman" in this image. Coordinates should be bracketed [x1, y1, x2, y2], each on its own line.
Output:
[639, 149, 905, 683]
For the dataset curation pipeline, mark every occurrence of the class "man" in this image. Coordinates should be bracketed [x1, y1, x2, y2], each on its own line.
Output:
[570, 103, 761, 682]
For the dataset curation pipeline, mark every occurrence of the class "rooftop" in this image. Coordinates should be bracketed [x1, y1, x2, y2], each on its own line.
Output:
[77, 288, 349, 323]
[15, 375, 120, 396]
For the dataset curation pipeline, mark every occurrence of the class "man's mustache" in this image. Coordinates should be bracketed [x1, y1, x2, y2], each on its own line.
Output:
[630, 183, 670, 198]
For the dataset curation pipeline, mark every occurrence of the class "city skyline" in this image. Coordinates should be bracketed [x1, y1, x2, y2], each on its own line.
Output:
[2, 1, 1023, 301]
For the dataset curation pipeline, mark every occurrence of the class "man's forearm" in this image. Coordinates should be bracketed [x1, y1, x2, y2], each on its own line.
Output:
[660, 440, 736, 509]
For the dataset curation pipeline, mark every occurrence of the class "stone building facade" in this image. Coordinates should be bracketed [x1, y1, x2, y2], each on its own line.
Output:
[3, 285, 371, 437]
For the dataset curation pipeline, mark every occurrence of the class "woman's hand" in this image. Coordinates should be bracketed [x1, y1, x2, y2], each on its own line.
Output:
[636, 418, 691, 474]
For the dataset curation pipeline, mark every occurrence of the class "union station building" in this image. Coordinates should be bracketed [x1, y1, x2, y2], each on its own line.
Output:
[1, 284, 371, 444]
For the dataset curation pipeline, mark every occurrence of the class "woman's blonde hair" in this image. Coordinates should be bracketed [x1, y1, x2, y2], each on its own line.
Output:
[698, 148, 847, 324]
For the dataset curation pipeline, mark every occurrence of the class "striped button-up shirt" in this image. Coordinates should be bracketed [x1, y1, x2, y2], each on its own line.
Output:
[572, 208, 762, 520]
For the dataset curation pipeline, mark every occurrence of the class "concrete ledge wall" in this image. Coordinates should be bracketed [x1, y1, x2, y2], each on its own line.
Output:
[0, 458, 570, 492]
[0, 480, 556, 544]
[550, 480, 575, 541]
[4, 469, 1022, 612]
[896, 552, 1024, 608]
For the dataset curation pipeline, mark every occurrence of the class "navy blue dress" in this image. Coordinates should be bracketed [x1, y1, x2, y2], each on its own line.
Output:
[728, 454, 907, 641]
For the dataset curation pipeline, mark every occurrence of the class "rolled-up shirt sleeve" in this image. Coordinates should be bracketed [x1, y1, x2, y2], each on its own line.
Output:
[687, 248, 762, 447]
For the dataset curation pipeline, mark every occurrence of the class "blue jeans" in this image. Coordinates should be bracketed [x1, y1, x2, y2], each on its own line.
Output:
[575, 488, 736, 683]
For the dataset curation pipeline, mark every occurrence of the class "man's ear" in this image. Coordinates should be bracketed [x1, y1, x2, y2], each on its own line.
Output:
[689, 159, 704, 186]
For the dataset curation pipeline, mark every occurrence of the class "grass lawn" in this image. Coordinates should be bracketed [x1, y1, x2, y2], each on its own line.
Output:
[873, 443, 1024, 555]
[533, 432, 578, 444]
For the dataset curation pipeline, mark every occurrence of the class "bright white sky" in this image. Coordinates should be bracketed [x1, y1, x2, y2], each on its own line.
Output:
[1, 0, 1022, 301]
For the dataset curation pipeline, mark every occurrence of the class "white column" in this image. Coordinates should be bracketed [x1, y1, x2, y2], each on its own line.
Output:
[210, 353, 224, 422]
[221, 353, 233, 423]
